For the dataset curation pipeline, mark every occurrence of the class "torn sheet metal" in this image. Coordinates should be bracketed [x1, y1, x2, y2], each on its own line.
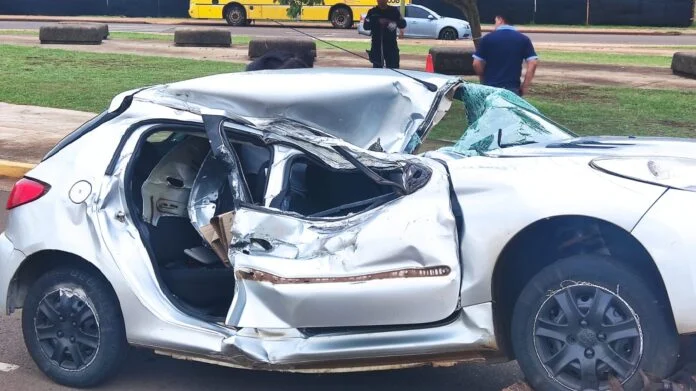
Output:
[223, 303, 496, 367]
[141, 136, 209, 226]
[439, 84, 574, 157]
[133, 68, 460, 153]
[224, 160, 461, 329]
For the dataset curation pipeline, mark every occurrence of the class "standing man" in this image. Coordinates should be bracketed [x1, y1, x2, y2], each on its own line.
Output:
[363, 0, 407, 69]
[472, 12, 539, 96]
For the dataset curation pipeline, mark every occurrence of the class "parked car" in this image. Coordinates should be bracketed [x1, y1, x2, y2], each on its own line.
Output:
[2, 68, 693, 391]
[358, 4, 471, 40]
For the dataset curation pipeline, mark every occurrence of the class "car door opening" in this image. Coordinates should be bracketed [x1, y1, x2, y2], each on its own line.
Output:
[126, 124, 438, 323]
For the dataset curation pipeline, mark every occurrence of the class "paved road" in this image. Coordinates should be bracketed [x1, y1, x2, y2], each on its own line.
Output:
[0, 186, 523, 389]
[2, 20, 696, 45]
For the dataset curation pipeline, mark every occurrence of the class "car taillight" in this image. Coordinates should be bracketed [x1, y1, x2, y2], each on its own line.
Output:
[6, 178, 50, 210]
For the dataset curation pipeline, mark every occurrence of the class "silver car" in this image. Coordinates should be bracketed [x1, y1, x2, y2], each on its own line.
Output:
[1, 68, 693, 391]
[358, 4, 472, 40]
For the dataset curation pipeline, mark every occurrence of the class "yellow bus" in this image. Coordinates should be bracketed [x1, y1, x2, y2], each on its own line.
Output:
[189, 0, 411, 28]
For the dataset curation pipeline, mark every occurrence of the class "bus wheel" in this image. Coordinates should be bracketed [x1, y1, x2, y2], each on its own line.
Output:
[225, 4, 247, 26]
[330, 6, 353, 29]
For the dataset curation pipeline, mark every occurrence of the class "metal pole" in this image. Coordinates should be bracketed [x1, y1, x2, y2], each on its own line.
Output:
[586, 0, 590, 25]
[400, 0, 405, 18]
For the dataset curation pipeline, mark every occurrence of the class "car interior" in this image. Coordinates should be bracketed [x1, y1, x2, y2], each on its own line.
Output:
[127, 128, 406, 321]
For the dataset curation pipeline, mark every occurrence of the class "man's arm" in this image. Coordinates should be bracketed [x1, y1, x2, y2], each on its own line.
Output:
[394, 7, 407, 29]
[472, 38, 487, 83]
[521, 59, 538, 96]
[472, 59, 486, 83]
[520, 36, 539, 96]
[363, 9, 377, 31]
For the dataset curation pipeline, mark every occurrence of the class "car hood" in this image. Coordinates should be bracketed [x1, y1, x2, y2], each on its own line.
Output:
[131, 68, 461, 154]
[440, 17, 469, 26]
[492, 136, 696, 159]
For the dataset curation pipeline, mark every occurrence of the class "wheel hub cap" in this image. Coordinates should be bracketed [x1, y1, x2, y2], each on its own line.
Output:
[577, 328, 598, 348]
[34, 288, 100, 371]
[533, 284, 643, 391]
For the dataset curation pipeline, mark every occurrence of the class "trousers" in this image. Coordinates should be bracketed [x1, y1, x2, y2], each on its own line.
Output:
[368, 47, 400, 69]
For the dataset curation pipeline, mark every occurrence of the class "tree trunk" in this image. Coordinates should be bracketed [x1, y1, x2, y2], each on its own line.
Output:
[442, 0, 483, 50]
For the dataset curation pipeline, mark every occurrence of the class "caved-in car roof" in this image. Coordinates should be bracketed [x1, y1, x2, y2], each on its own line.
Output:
[131, 67, 461, 154]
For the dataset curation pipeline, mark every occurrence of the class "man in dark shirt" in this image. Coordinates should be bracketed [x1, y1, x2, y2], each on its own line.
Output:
[363, 0, 407, 69]
[472, 12, 539, 96]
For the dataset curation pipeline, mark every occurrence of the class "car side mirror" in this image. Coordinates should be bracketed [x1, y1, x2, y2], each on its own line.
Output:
[428, 15, 435, 20]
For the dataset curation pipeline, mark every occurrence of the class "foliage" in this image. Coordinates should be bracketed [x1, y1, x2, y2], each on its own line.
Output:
[274, 0, 324, 19]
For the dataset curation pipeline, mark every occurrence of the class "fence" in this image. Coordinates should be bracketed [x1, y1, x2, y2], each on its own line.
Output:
[0, 0, 190, 18]
[0, 0, 694, 26]
[414, 0, 696, 27]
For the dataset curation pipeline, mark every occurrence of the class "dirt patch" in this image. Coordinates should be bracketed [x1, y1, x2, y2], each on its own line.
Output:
[531, 84, 615, 104]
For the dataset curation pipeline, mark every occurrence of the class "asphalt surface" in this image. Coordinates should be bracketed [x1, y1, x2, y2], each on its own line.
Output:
[2, 20, 696, 45]
[0, 186, 523, 390]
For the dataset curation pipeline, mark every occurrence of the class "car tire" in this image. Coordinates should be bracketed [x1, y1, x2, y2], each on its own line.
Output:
[225, 4, 247, 27]
[22, 266, 129, 388]
[511, 254, 679, 391]
[330, 7, 353, 29]
[438, 27, 458, 40]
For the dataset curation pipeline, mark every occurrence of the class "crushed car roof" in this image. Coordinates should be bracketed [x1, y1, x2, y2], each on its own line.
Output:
[130, 68, 461, 153]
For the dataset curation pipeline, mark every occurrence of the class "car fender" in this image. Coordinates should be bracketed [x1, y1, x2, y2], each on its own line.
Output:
[439, 155, 666, 307]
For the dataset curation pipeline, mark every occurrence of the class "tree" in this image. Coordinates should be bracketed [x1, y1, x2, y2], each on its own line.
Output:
[276, 0, 324, 19]
[442, 0, 483, 50]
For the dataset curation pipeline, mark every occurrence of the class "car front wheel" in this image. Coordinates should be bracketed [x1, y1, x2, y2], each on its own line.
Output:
[438, 27, 458, 40]
[22, 266, 128, 388]
[511, 255, 679, 391]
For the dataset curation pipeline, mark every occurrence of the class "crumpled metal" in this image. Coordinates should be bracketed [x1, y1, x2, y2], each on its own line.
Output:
[132, 68, 459, 154]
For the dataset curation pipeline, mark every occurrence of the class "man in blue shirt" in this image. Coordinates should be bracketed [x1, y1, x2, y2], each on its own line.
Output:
[472, 12, 539, 96]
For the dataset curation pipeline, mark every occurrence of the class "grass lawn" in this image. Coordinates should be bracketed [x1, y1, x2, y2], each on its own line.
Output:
[429, 84, 696, 144]
[0, 44, 243, 112]
[1, 44, 694, 144]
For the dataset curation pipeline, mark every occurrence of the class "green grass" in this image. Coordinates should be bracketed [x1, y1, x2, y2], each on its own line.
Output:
[110, 32, 172, 41]
[1, 44, 694, 145]
[428, 84, 696, 144]
[527, 85, 696, 137]
[0, 44, 244, 112]
[0, 29, 36, 36]
[536, 51, 673, 67]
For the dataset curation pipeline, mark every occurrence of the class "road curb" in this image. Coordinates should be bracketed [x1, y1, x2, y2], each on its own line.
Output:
[0, 160, 35, 179]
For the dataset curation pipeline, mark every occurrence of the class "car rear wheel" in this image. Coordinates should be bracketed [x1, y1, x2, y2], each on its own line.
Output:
[225, 4, 247, 27]
[330, 7, 353, 29]
[511, 255, 679, 391]
[22, 267, 128, 388]
[438, 27, 458, 40]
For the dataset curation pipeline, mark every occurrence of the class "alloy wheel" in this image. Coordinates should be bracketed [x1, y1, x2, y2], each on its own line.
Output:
[34, 288, 100, 371]
[533, 284, 643, 390]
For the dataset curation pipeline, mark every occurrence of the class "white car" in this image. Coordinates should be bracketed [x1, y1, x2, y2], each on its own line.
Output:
[1, 68, 693, 391]
[358, 4, 471, 40]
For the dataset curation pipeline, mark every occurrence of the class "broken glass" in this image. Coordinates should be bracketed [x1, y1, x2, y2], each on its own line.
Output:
[439, 84, 575, 157]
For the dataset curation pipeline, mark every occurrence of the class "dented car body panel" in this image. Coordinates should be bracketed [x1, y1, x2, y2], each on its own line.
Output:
[2, 68, 696, 380]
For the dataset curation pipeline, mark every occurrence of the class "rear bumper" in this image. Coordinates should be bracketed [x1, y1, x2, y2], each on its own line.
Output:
[0, 233, 25, 315]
